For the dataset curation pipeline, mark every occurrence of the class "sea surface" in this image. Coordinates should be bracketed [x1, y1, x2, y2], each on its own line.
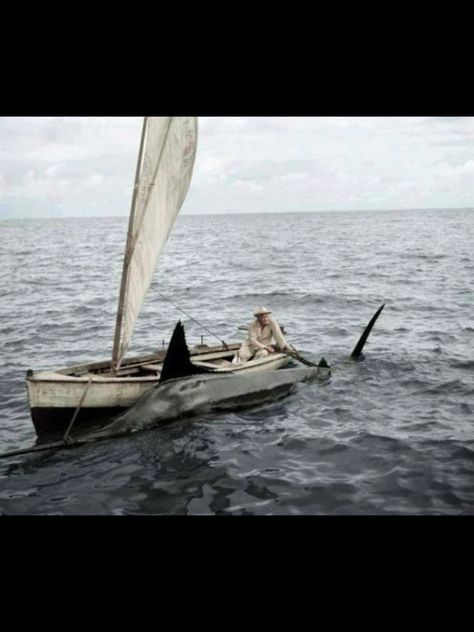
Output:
[0, 209, 473, 515]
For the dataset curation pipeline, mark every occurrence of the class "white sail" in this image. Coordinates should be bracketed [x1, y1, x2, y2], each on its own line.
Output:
[114, 116, 198, 368]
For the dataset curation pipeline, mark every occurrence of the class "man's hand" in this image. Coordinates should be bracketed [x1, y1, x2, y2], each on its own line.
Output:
[265, 345, 275, 353]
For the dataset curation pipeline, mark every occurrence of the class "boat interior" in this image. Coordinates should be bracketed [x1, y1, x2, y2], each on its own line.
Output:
[57, 343, 243, 379]
[53, 342, 293, 380]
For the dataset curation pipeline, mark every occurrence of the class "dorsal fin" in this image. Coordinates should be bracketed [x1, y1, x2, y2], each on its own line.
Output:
[350, 304, 385, 360]
[160, 321, 216, 383]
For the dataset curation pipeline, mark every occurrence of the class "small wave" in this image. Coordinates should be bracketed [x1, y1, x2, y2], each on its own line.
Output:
[424, 379, 470, 394]
[450, 360, 474, 370]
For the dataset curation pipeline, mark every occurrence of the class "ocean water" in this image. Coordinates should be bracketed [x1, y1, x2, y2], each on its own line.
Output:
[0, 209, 473, 515]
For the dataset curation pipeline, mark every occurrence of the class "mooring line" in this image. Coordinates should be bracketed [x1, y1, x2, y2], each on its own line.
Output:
[63, 377, 94, 445]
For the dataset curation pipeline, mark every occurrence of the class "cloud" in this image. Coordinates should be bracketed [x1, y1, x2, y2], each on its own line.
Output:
[0, 117, 473, 218]
[0, 117, 142, 217]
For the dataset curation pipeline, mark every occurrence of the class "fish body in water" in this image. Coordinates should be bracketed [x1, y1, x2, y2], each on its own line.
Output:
[87, 366, 328, 440]
[82, 302, 385, 443]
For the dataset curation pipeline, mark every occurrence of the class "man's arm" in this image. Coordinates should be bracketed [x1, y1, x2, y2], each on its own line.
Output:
[270, 318, 292, 351]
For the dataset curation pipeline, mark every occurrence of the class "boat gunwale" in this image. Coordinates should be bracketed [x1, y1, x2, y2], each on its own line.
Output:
[27, 343, 242, 378]
[26, 351, 291, 383]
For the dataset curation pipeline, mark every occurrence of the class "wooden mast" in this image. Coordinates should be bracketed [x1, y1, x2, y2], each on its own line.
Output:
[111, 117, 148, 374]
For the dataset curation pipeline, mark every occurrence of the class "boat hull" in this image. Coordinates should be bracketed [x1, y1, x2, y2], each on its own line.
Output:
[27, 348, 292, 436]
[27, 375, 159, 435]
[30, 406, 128, 436]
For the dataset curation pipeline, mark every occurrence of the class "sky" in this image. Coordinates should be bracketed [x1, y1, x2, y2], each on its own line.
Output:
[0, 117, 473, 218]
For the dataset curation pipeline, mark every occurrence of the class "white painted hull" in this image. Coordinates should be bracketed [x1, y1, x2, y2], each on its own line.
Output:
[26, 346, 292, 435]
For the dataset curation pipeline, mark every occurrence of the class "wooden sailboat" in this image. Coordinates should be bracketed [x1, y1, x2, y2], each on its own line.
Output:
[26, 117, 291, 436]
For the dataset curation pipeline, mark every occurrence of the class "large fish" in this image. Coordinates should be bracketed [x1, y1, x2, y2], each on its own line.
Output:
[85, 303, 384, 442]
[0, 305, 384, 460]
[88, 367, 325, 439]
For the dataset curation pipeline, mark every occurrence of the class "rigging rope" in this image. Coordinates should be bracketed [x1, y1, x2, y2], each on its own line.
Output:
[157, 290, 229, 350]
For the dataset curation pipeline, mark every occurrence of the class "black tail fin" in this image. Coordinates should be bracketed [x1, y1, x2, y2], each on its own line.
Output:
[160, 321, 216, 383]
[350, 304, 385, 361]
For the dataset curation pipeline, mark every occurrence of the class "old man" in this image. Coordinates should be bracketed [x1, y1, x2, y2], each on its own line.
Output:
[232, 307, 293, 364]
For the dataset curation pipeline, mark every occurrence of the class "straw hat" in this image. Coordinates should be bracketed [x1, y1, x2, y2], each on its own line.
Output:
[254, 306, 272, 317]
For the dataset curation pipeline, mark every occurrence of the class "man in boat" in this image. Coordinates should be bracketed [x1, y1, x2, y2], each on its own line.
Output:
[232, 307, 294, 364]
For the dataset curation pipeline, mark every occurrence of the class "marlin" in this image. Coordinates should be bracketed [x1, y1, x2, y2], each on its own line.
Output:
[82, 304, 385, 443]
[0, 304, 384, 459]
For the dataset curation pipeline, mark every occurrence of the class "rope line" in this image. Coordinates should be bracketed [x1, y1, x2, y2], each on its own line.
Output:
[157, 290, 229, 350]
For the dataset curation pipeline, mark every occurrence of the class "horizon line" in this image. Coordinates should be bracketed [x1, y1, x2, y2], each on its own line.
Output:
[1, 205, 473, 221]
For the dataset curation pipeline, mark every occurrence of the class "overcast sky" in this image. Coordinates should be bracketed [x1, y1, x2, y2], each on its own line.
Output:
[0, 117, 473, 218]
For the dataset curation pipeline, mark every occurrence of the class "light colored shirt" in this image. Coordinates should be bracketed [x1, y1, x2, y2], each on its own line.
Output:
[246, 316, 289, 352]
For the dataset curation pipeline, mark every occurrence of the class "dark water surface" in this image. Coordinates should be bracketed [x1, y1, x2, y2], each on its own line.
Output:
[0, 209, 473, 514]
